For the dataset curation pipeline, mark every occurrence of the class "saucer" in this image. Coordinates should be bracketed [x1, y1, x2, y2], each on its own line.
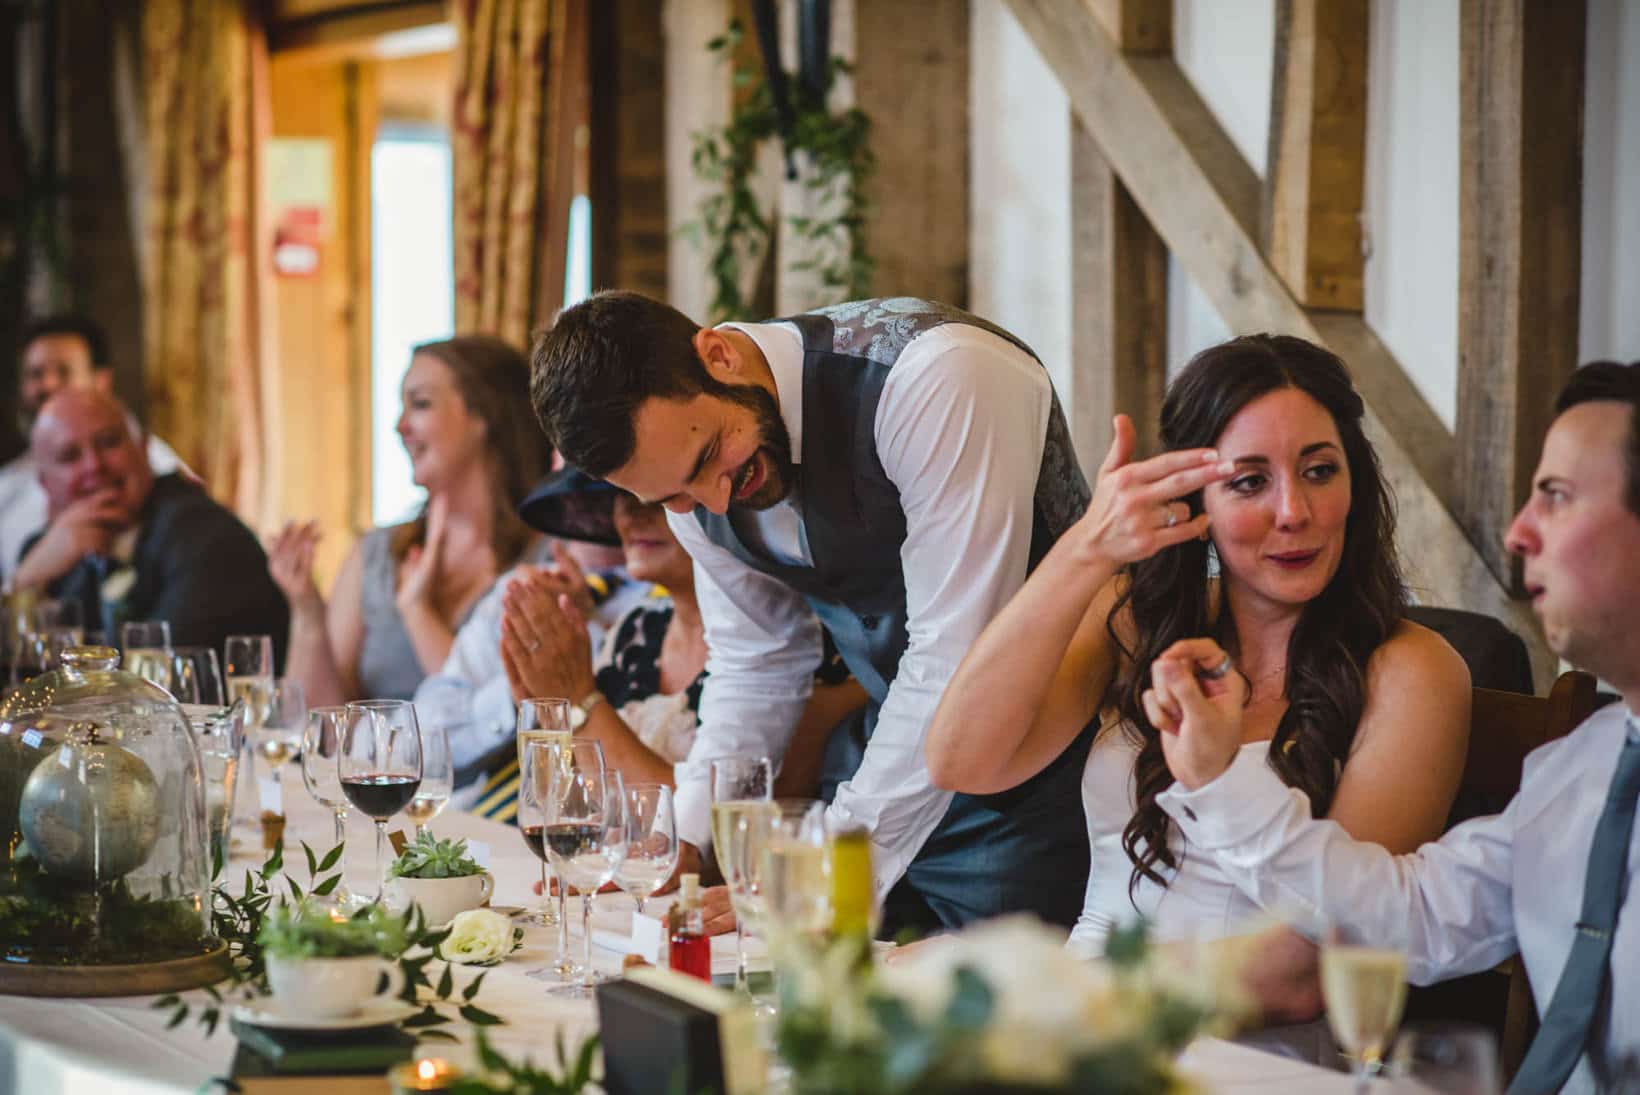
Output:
[230, 997, 419, 1032]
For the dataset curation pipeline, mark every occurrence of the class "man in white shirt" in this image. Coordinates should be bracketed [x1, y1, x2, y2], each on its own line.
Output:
[531, 292, 1094, 934]
[1, 316, 181, 587]
[1148, 360, 1640, 1093]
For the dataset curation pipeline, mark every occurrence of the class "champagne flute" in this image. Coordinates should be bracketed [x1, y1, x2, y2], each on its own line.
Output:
[405, 723, 453, 837]
[338, 699, 423, 904]
[516, 697, 573, 929]
[121, 619, 173, 689]
[171, 646, 226, 706]
[615, 783, 678, 918]
[1322, 920, 1411, 1092]
[537, 741, 626, 998]
[301, 706, 355, 907]
[710, 755, 774, 995]
[225, 634, 275, 820]
[254, 678, 307, 811]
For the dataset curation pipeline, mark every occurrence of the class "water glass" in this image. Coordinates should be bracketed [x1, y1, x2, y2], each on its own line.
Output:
[254, 678, 308, 810]
[184, 701, 243, 874]
[615, 783, 678, 918]
[516, 697, 573, 932]
[1388, 1023, 1501, 1095]
[536, 741, 626, 998]
[171, 646, 226, 706]
[301, 706, 355, 907]
[710, 755, 774, 995]
[339, 699, 424, 904]
[121, 620, 173, 689]
[407, 723, 454, 838]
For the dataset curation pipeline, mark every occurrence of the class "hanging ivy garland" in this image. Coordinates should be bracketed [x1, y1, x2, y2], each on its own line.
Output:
[685, 18, 875, 323]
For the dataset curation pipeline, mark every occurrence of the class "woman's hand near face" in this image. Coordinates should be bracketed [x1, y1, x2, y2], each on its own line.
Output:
[1148, 637, 1249, 790]
[395, 494, 448, 612]
[267, 519, 325, 619]
[499, 574, 596, 702]
[1073, 415, 1234, 569]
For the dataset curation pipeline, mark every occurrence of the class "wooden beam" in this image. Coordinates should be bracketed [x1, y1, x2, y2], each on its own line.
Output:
[589, 0, 668, 298]
[1004, 0, 1556, 686]
[1454, 0, 1585, 590]
[1263, 0, 1368, 310]
[1088, 0, 1171, 54]
[1070, 118, 1166, 467]
[266, 0, 446, 57]
[854, 0, 971, 305]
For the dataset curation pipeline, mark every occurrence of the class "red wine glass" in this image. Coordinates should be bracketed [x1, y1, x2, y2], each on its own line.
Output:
[339, 699, 423, 905]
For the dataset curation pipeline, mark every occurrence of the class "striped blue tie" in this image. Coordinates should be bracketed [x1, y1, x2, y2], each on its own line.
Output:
[1509, 727, 1640, 1094]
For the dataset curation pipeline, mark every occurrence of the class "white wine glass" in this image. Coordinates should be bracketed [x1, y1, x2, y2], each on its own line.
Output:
[254, 678, 307, 812]
[224, 634, 275, 820]
[538, 742, 626, 999]
[1322, 920, 1410, 1093]
[339, 699, 423, 904]
[406, 723, 453, 838]
[121, 620, 173, 689]
[516, 697, 573, 931]
[710, 755, 774, 996]
[300, 706, 355, 907]
[615, 783, 678, 918]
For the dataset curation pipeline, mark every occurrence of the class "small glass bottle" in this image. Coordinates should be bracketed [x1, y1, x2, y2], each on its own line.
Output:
[668, 873, 711, 982]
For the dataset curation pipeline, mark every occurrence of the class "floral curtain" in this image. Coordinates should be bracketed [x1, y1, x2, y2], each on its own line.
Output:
[452, 0, 559, 348]
[139, 0, 278, 524]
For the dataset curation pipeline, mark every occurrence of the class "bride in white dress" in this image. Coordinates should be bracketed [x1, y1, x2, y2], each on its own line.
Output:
[926, 334, 1471, 961]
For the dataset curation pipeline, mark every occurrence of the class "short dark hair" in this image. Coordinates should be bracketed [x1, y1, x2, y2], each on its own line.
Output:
[20, 315, 110, 368]
[530, 291, 712, 477]
[1555, 359, 1640, 518]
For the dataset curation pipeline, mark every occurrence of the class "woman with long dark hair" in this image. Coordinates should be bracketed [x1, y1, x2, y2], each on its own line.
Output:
[269, 335, 551, 705]
[925, 334, 1471, 954]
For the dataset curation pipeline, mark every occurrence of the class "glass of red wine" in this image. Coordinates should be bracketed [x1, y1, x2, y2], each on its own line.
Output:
[518, 737, 605, 983]
[339, 699, 423, 905]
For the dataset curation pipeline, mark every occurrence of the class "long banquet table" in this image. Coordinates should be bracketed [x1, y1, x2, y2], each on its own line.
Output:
[0, 788, 1356, 1094]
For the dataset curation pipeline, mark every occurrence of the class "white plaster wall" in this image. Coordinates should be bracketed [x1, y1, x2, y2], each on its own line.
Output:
[1580, 0, 1640, 364]
[968, 0, 1074, 395]
[1362, 0, 1460, 428]
[1167, 0, 1274, 373]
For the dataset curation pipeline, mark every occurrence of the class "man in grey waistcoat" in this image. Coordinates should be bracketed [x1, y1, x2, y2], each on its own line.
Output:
[531, 291, 1093, 934]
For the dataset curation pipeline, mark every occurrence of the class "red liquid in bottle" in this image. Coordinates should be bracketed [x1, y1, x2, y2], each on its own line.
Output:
[669, 929, 711, 981]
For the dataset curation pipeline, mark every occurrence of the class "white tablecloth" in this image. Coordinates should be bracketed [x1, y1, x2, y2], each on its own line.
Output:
[0, 787, 1353, 1094]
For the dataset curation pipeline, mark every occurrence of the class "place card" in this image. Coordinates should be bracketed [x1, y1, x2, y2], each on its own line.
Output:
[256, 776, 282, 815]
[630, 911, 667, 963]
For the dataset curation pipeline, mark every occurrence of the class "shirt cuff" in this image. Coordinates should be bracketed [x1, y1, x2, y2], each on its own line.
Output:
[1156, 748, 1301, 849]
[673, 770, 712, 852]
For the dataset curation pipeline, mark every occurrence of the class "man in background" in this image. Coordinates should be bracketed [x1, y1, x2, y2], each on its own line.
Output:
[1, 316, 183, 587]
[12, 388, 286, 659]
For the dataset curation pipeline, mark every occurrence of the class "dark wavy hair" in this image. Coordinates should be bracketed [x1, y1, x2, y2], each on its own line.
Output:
[1107, 334, 1405, 896]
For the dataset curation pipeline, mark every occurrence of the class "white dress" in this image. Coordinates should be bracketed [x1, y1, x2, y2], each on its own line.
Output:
[1066, 714, 1272, 957]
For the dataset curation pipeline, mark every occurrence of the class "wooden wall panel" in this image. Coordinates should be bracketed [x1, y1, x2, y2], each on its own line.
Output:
[1454, 0, 1586, 590]
[590, 0, 669, 299]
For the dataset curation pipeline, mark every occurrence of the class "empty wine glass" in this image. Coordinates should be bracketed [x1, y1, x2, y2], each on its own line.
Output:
[121, 620, 173, 689]
[516, 697, 573, 930]
[519, 737, 603, 983]
[253, 678, 307, 811]
[405, 723, 453, 838]
[615, 783, 678, 918]
[1388, 1022, 1501, 1095]
[339, 699, 423, 904]
[301, 706, 355, 907]
[536, 741, 626, 998]
[171, 646, 226, 706]
[710, 755, 774, 995]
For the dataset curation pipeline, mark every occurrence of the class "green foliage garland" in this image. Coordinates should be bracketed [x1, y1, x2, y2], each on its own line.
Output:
[685, 19, 876, 322]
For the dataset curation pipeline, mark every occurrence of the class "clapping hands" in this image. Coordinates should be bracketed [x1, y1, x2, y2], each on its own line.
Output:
[499, 548, 597, 704]
[267, 519, 324, 618]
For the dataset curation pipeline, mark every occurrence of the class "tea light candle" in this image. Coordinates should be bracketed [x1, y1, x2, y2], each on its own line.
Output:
[389, 1056, 463, 1092]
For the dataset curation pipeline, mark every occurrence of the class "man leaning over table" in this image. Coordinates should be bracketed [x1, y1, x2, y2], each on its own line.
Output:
[0, 315, 183, 588]
[531, 290, 1094, 936]
[12, 388, 288, 662]
[1145, 360, 1640, 1095]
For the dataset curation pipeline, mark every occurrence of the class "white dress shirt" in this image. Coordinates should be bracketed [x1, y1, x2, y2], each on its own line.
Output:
[413, 549, 650, 779]
[667, 319, 1056, 900]
[0, 433, 183, 587]
[1157, 702, 1640, 1093]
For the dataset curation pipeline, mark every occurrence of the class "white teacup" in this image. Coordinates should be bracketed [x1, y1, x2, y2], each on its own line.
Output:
[265, 954, 405, 1019]
[386, 872, 495, 927]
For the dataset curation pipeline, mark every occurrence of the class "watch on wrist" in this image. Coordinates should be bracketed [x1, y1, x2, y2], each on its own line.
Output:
[568, 688, 606, 730]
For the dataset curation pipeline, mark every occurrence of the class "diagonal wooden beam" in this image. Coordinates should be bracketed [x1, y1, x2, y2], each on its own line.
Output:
[1087, 0, 1171, 54]
[1006, 0, 1552, 682]
[1455, 0, 1585, 592]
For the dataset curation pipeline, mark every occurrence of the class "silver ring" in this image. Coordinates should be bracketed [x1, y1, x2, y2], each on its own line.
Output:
[527, 639, 541, 653]
[1164, 507, 1179, 529]
[1200, 654, 1233, 680]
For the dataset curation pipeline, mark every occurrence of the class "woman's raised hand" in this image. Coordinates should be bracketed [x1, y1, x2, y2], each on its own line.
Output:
[1072, 414, 1235, 568]
[268, 519, 324, 617]
[396, 495, 449, 611]
[1146, 637, 1248, 791]
[499, 572, 596, 702]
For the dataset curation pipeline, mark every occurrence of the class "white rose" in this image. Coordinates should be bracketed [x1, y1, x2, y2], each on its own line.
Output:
[439, 908, 512, 965]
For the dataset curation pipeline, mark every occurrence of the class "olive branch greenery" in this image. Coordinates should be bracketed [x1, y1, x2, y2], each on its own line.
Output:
[153, 841, 505, 1042]
[683, 18, 875, 322]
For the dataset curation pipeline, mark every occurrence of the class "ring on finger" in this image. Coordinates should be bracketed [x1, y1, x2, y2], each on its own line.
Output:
[527, 638, 541, 653]
[1200, 653, 1234, 680]
[1163, 505, 1179, 529]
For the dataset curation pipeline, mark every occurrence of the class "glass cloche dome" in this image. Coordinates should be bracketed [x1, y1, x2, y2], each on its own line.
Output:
[0, 646, 218, 980]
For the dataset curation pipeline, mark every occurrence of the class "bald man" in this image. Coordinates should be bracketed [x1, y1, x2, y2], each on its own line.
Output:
[14, 389, 287, 662]
[0, 316, 182, 584]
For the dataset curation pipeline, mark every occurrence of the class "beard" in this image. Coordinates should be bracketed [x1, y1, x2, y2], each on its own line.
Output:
[720, 380, 796, 511]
